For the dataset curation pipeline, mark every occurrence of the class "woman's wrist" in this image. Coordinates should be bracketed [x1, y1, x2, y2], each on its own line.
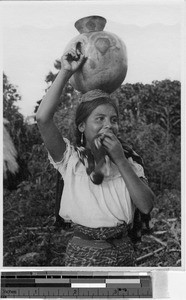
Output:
[58, 68, 73, 80]
[114, 154, 128, 166]
[115, 156, 131, 172]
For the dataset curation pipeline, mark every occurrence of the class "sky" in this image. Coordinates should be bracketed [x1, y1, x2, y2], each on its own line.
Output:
[1, 0, 185, 117]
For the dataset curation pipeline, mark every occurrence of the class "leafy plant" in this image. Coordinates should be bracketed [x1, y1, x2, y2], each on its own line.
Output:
[3, 64, 181, 267]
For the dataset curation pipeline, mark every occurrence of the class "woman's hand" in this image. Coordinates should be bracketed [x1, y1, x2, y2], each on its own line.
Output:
[102, 132, 126, 164]
[61, 43, 87, 74]
[103, 132, 154, 214]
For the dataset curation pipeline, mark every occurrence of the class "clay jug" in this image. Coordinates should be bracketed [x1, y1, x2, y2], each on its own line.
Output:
[64, 15, 127, 94]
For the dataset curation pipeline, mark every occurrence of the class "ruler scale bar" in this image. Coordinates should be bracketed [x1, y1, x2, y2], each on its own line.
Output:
[71, 283, 106, 288]
[1, 271, 152, 298]
[106, 279, 141, 283]
[1, 271, 150, 278]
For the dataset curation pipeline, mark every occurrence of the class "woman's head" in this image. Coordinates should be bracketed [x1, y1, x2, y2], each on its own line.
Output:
[75, 95, 119, 148]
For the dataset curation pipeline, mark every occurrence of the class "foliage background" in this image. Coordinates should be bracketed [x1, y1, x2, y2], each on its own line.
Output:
[3, 63, 181, 267]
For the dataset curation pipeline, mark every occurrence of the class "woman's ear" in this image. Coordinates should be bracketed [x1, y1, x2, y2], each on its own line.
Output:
[78, 122, 85, 133]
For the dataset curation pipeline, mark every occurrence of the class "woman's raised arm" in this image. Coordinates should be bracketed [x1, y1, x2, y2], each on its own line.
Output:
[36, 45, 86, 162]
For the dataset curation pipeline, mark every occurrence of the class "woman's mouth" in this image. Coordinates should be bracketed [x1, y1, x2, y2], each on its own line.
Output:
[94, 127, 114, 149]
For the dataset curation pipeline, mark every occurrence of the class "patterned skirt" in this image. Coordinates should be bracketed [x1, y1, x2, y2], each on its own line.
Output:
[65, 223, 136, 267]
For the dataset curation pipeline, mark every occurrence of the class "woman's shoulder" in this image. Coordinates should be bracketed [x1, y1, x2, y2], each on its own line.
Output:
[48, 138, 78, 174]
[127, 156, 145, 178]
[104, 156, 145, 181]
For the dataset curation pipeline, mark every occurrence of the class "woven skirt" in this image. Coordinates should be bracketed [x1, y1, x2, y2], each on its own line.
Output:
[65, 223, 136, 266]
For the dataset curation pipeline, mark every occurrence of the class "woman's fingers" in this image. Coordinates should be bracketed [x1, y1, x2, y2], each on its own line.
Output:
[102, 137, 113, 149]
[66, 50, 78, 61]
[102, 134, 122, 150]
[103, 132, 117, 142]
[63, 46, 79, 61]
[102, 132, 117, 149]
[77, 53, 87, 66]
[64, 42, 84, 61]
[62, 49, 86, 72]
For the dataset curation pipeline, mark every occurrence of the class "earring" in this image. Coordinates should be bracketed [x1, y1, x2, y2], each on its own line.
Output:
[81, 133, 84, 145]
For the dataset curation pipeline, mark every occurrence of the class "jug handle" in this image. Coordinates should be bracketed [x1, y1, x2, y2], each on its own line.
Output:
[76, 41, 82, 55]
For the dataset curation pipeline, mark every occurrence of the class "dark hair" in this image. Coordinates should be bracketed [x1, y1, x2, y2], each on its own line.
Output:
[75, 97, 119, 147]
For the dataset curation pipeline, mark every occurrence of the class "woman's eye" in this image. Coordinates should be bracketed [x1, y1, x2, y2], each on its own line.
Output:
[111, 117, 118, 124]
[96, 117, 104, 122]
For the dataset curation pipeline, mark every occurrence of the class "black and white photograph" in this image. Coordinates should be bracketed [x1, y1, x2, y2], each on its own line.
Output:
[1, 0, 184, 281]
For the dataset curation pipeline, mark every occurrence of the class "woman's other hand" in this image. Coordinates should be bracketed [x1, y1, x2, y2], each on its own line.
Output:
[62, 42, 87, 74]
[102, 132, 125, 165]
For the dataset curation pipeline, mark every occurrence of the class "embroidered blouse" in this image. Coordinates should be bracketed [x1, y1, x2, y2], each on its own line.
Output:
[48, 138, 146, 228]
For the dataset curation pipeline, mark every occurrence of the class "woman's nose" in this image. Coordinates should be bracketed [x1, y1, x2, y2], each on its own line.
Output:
[104, 124, 111, 129]
[104, 119, 112, 128]
[102, 124, 113, 134]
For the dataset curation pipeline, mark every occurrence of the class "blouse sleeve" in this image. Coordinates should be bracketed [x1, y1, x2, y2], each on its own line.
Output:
[48, 137, 74, 177]
[128, 157, 146, 179]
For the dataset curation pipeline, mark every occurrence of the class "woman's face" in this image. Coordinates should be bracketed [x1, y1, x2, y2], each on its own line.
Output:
[79, 104, 119, 148]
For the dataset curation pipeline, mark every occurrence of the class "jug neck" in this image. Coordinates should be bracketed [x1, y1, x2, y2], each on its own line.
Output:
[75, 15, 107, 34]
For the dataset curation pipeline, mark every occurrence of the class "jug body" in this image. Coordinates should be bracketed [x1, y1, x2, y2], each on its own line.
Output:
[64, 16, 128, 93]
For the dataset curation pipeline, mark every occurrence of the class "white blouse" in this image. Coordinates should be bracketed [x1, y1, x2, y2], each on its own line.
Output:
[49, 138, 145, 228]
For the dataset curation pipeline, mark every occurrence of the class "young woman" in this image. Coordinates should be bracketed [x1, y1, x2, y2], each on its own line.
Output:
[36, 44, 155, 266]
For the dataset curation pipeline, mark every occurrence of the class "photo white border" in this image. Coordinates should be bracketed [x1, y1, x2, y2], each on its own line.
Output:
[1, 0, 186, 298]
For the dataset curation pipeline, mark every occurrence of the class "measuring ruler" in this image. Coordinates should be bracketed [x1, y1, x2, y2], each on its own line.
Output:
[1, 271, 152, 298]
